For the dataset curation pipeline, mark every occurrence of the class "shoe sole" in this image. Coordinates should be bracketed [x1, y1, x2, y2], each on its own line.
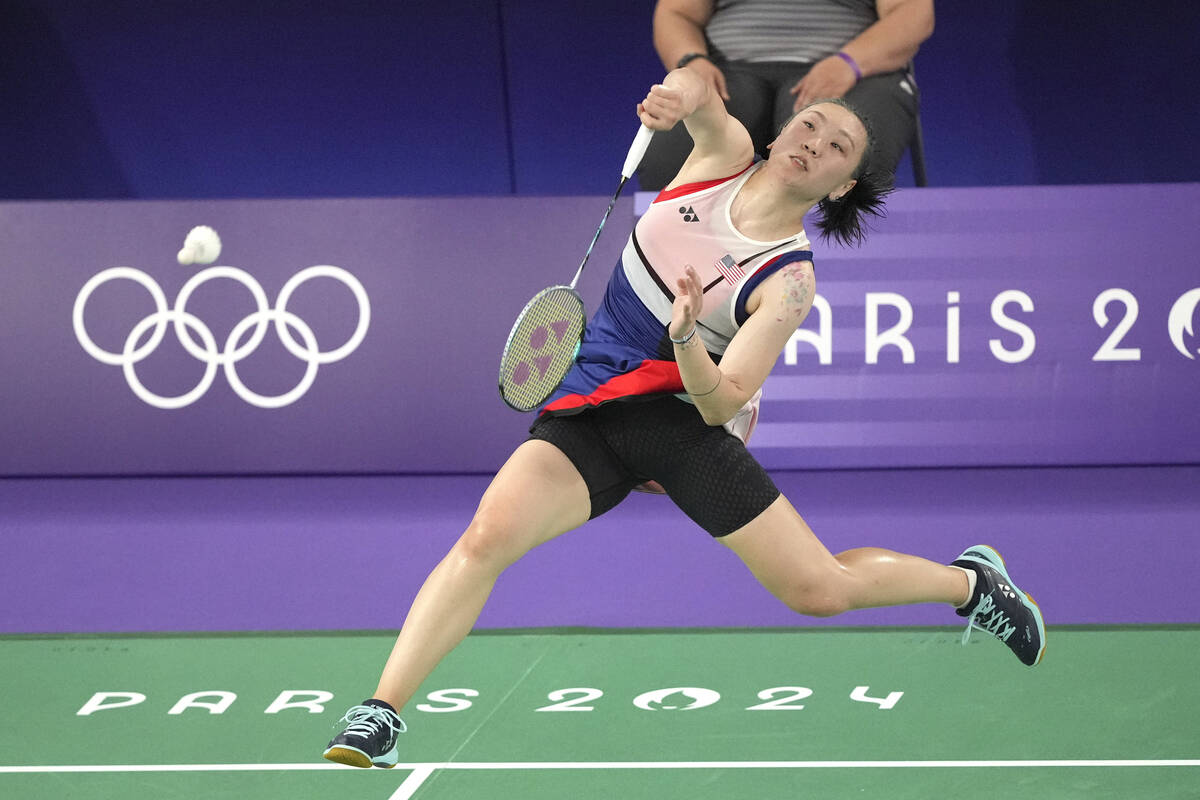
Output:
[957, 544, 1047, 666]
[323, 745, 397, 769]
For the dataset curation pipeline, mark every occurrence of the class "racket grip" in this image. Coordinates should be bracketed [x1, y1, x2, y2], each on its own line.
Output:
[621, 125, 655, 179]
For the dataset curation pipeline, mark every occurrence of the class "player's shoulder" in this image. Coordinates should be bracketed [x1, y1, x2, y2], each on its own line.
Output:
[668, 119, 756, 189]
[745, 258, 816, 322]
[760, 254, 815, 288]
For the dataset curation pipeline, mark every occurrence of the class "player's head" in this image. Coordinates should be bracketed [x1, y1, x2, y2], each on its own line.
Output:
[768, 99, 892, 246]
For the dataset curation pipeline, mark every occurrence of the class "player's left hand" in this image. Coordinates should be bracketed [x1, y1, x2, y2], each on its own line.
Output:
[790, 55, 858, 111]
[670, 264, 704, 341]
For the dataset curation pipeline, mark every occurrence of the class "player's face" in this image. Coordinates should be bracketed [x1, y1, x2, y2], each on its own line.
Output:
[768, 103, 867, 201]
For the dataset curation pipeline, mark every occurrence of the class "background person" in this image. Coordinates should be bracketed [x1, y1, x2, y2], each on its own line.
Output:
[639, 0, 935, 190]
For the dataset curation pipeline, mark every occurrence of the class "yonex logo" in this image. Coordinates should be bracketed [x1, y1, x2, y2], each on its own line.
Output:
[73, 265, 370, 409]
[679, 205, 700, 223]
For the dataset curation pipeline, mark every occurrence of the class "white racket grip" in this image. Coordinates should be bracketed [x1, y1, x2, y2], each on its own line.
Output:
[621, 125, 655, 179]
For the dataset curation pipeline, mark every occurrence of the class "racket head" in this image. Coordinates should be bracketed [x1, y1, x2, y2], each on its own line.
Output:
[498, 285, 586, 412]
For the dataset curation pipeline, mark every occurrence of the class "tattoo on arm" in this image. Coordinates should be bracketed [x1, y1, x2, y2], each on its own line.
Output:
[776, 263, 813, 323]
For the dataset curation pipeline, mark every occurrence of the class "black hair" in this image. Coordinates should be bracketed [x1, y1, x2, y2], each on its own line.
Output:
[789, 98, 894, 248]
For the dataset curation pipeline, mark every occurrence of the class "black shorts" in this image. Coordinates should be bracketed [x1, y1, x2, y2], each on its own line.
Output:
[528, 396, 780, 537]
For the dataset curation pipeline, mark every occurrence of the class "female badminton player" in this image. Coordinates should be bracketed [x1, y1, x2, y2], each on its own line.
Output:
[323, 67, 1045, 769]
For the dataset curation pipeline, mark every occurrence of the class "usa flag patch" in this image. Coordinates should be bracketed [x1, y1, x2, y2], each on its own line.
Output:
[714, 253, 743, 284]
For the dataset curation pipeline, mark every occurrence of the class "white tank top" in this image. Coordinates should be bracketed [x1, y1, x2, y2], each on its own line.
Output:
[622, 161, 813, 441]
[623, 161, 812, 355]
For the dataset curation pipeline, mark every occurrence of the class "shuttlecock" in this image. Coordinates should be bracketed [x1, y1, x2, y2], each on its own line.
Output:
[177, 225, 222, 265]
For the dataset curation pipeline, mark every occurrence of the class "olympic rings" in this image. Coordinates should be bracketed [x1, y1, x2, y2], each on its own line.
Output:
[73, 265, 370, 409]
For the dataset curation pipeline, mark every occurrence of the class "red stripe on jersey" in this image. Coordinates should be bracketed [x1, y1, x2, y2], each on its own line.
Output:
[542, 360, 684, 413]
[652, 163, 754, 204]
[752, 251, 811, 280]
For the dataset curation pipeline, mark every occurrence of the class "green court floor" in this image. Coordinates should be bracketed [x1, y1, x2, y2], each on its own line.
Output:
[2, 627, 1198, 798]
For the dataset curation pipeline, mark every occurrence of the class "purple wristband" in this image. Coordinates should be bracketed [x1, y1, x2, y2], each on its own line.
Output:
[836, 51, 862, 81]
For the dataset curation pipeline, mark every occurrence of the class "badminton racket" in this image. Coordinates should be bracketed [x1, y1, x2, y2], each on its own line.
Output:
[498, 124, 654, 412]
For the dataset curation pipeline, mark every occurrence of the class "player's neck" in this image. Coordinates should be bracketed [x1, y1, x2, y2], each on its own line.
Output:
[731, 167, 813, 240]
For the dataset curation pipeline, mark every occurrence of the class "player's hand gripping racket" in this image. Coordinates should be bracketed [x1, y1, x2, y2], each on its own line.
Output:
[498, 125, 654, 411]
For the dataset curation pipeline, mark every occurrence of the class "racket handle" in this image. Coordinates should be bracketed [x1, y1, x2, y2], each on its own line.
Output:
[621, 125, 654, 180]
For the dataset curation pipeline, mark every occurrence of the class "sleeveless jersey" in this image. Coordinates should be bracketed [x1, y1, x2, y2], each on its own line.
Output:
[542, 160, 813, 441]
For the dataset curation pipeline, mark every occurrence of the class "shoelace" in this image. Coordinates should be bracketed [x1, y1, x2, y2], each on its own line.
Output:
[961, 592, 1017, 646]
[337, 705, 407, 740]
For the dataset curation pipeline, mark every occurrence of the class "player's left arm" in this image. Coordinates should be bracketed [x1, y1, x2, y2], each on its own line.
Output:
[674, 261, 815, 425]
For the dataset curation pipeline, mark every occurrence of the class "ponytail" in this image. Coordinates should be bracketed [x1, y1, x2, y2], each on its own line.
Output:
[814, 167, 892, 247]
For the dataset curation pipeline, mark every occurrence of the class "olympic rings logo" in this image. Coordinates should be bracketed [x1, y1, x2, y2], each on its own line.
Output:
[73, 265, 370, 409]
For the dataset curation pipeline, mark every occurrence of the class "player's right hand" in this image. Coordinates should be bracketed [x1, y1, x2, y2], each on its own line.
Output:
[637, 83, 689, 131]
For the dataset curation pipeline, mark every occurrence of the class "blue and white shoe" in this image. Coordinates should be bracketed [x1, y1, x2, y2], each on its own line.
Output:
[323, 701, 405, 768]
[953, 545, 1046, 666]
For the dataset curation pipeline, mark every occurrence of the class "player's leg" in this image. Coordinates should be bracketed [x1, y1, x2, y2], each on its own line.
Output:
[651, 402, 1043, 667]
[324, 439, 593, 768]
[371, 439, 591, 708]
[719, 493, 969, 616]
[721, 495, 1045, 665]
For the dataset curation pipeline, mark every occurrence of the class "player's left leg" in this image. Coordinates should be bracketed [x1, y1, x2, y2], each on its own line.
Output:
[644, 401, 969, 616]
[719, 494, 969, 616]
[720, 495, 1045, 665]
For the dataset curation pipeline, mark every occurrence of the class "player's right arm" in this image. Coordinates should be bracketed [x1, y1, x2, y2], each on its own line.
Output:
[636, 68, 754, 187]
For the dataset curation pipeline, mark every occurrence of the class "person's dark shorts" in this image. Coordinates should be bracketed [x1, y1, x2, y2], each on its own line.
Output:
[528, 396, 780, 537]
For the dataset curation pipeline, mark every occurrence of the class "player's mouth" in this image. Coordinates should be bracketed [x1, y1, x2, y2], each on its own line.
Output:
[790, 154, 809, 171]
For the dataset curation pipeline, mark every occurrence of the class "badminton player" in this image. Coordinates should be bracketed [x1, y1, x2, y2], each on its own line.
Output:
[322, 67, 1045, 769]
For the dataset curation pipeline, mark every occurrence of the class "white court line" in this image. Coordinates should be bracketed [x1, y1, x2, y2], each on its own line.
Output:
[389, 765, 434, 800]
[2, 760, 1199, 774]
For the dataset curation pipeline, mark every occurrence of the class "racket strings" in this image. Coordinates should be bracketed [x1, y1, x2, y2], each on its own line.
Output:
[499, 288, 585, 411]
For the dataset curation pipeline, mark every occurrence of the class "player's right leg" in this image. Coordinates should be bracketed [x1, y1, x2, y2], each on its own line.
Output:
[323, 439, 591, 768]
[951, 544, 1046, 666]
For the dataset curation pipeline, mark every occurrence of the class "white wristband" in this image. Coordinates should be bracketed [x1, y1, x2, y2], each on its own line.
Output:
[669, 326, 697, 344]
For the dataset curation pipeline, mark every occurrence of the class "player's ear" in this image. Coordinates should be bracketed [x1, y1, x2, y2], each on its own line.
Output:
[828, 179, 856, 202]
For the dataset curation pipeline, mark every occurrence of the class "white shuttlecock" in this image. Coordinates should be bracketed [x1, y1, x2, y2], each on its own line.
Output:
[177, 225, 222, 265]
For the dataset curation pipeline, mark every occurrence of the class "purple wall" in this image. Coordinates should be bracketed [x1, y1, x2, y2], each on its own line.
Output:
[0, 195, 626, 475]
[752, 183, 1200, 468]
[2, 184, 1198, 476]
[3, 465, 1198, 634]
[2, 186, 1198, 634]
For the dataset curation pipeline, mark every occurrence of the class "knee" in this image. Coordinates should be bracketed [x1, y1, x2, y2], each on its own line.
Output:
[452, 511, 526, 572]
[777, 579, 851, 619]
